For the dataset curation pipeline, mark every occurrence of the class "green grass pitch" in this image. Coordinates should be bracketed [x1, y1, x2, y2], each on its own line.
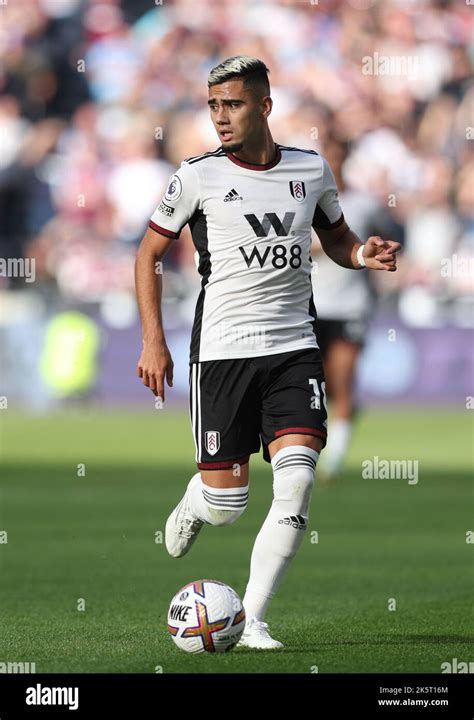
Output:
[0, 408, 472, 673]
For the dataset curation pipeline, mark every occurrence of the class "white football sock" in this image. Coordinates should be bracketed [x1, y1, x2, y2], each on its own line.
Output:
[188, 473, 249, 526]
[242, 446, 318, 622]
[323, 418, 352, 476]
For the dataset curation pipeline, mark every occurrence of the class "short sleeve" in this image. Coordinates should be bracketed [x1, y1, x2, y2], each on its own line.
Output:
[312, 157, 344, 231]
[149, 161, 200, 239]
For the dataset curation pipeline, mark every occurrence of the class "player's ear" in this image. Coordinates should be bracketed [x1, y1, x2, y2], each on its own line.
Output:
[262, 95, 272, 119]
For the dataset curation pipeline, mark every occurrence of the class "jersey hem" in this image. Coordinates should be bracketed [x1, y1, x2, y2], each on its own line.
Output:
[189, 339, 319, 363]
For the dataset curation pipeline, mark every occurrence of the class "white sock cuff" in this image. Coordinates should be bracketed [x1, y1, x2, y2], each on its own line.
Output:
[271, 445, 319, 473]
[201, 482, 249, 511]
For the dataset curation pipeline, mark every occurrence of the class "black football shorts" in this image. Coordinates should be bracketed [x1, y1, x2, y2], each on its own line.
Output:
[189, 348, 328, 470]
[315, 318, 368, 358]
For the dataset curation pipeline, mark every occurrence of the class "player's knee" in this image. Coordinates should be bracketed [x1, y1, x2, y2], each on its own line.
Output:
[206, 505, 246, 527]
[273, 467, 314, 510]
[271, 446, 319, 513]
[201, 484, 249, 527]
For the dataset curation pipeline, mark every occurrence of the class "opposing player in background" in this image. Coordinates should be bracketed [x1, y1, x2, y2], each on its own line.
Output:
[312, 138, 403, 481]
[135, 57, 400, 649]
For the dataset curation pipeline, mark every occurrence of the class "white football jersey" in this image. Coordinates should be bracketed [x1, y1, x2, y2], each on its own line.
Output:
[149, 144, 344, 362]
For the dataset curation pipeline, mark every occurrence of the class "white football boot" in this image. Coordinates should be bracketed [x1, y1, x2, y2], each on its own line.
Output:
[165, 473, 204, 558]
[236, 617, 284, 649]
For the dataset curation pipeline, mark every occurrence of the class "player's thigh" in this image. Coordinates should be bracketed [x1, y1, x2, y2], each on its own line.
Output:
[260, 348, 328, 462]
[201, 463, 249, 488]
[189, 359, 259, 481]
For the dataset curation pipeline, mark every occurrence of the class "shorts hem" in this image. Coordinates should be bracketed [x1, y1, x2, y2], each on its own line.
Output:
[262, 428, 328, 463]
[197, 455, 250, 470]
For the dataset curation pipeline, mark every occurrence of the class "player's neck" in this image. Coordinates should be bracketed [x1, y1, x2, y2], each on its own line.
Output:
[228, 136, 277, 166]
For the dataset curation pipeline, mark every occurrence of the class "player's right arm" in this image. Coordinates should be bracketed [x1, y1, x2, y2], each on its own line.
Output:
[135, 161, 200, 399]
[135, 227, 175, 399]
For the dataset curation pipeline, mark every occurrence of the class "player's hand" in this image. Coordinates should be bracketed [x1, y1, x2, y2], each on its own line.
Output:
[136, 342, 174, 400]
[363, 236, 401, 272]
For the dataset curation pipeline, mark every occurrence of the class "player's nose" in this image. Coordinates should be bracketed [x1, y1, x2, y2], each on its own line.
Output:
[215, 107, 229, 123]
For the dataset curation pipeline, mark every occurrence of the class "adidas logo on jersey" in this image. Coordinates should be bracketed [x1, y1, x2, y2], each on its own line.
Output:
[223, 188, 243, 202]
[278, 514, 307, 530]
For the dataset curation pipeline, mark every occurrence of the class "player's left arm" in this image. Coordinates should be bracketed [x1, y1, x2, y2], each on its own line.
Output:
[316, 219, 401, 272]
[312, 156, 400, 271]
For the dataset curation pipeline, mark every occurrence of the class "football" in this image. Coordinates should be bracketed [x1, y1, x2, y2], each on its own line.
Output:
[167, 579, 246, 653]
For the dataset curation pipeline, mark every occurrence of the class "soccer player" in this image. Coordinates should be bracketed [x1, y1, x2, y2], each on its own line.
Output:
[135, 56, 400, 649]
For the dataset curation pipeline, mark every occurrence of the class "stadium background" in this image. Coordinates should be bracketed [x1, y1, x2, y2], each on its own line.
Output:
[0, 0, 472, 674]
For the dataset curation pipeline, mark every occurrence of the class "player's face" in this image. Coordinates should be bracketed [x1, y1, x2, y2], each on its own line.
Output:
[208, 79, 268, 153]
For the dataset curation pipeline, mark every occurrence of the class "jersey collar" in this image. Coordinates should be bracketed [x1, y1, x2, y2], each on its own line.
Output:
[224, 143, 282, 171]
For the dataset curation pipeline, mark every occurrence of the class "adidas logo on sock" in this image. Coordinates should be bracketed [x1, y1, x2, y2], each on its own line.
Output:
[223, 188, 243, 202]
[278, 514, 307, 530]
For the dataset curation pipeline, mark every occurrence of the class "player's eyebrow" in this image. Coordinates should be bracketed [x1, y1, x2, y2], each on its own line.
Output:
[207, 98, 244, 106]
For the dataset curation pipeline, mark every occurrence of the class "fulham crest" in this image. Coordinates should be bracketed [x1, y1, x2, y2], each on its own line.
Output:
[289, 181, 306, 202]
[205, 431, 220, 456]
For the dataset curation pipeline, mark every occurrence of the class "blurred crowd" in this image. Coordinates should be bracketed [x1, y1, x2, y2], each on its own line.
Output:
[1, 0, 472, 327]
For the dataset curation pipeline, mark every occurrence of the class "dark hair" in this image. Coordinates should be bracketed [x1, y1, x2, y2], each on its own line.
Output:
[208, 56, 270, 97]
